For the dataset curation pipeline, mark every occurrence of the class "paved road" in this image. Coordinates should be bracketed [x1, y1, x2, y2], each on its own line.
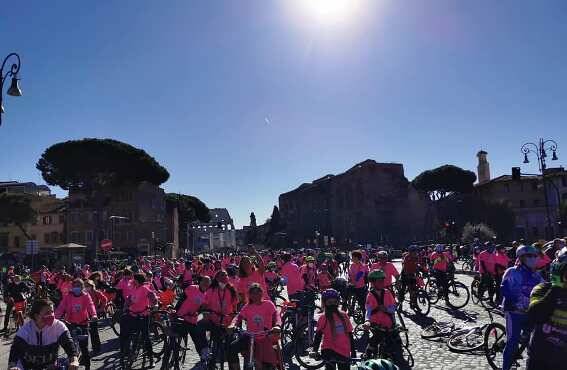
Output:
[0, 262, 526, 370]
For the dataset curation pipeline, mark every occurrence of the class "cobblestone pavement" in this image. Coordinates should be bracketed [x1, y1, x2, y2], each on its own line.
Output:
[0, 261, 526, 370]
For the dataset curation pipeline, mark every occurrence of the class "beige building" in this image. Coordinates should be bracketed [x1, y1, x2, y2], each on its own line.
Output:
[0, 182, 65, 254]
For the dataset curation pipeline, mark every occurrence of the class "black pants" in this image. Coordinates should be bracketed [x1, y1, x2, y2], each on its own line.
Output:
[365, 329, 404, 367]
[346, 286, 367, 312]
[175, 320, 209, 356]
[68, 323, 90, 366]
[3, 301, 13, 329]
[399, 273, 417, 305]
[478, 273, 495, 302]
[89, 319, 101, 351]
[432, 270, 448, 298]
[119, 315, 152, 360]
[321, 349, 349, 370]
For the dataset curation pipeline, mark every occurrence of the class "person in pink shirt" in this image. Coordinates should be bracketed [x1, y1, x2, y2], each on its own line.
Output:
[430, 244, 450, 296]
[182, 260, 193, 287]
[115, 268, 134, 302]
[55, 279, 97, 366]
[310, 289, 355, 370]
[317, 263, 332, 290]
[228, 283, 281, 370]
[300, 256, 318, 291]
[237, 247, 268, 304]
[279, 253, 302, 299]
[57, 274, 73, 297]
[119, 273, 158, 368]
[494, 244, 510, 304]
[371, 251, 400, 288]
[348, 250, 369, 312]
[362, 270, 404, 365]
[478, 244, 497, 302]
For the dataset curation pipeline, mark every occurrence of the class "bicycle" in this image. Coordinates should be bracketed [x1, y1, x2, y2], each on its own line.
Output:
[280, 290, 320, 347]
[354, 324, 414, 369]
[233, 328, 283, 370]
[425, 272, 470, 309]
[63, 321, 92, 370]
[11, 299, 27, 333]
[393, 277, 431, 317]
[121, 310, 167, 370]
[483, 318, 529, 370]
[344, 286, 366, 325]
[160, 318, 191, 370]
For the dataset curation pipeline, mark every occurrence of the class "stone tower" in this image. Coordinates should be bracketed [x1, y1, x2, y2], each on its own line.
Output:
[477, 150, 490, 184]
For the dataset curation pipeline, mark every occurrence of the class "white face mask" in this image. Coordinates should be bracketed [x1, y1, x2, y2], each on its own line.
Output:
[218, 282, 226, 289]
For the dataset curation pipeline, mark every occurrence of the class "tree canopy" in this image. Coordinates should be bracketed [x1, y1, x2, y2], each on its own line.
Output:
[165, 193, 210, 224]
[36, 138, 170, 191]
[0, 194, 36, 239]
[412, 165, 477, 201]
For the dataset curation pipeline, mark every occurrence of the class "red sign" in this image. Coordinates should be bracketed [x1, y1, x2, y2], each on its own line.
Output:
[100, 239, 113, 252]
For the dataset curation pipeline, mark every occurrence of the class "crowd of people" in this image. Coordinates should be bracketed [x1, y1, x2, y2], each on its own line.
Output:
[2, 237, 567, 370]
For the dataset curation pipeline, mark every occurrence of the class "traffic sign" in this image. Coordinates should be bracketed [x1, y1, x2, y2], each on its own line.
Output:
[100, 239, 113, 252]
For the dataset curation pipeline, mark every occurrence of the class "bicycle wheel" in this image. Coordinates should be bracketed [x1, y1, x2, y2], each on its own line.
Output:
[461, 260, 473, 272]
[294, 325, 325, 369]
[403, 345, 414, 368]
[395, 311, 409, 349]
[272, 294, 287, 309]
[150, 321, 166, 357]
[447, 327, 485, 353]
[425, 280, 440, 305]
[446, 281, 470, 310]
[484, 322, 506, 370]
[111, 311, 121, 336]
[471, 278, 480, 304]
[420, 321, 455, 339]
[412, 289, 431, 316]
[280, 312, 296, 346]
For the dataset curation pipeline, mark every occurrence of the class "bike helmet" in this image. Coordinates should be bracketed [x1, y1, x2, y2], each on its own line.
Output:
[550, 247, 567, 287]
[357, 359, 399, 370]
[163, 278, 174, 288]
[305, 256, 315, 263]
[516, 245, 539, 258]
[408, 245, 417, 252]
[377, 251, 388, 259]
[321, 288, 340, 302]
[266, 261, 277, 269]
[368, 269, 385, 282]
[435, 244, 445, 253]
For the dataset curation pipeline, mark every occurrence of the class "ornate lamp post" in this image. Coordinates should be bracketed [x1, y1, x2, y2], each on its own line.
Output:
[0, 53, 23, 126]
[521, 138, 559, 238]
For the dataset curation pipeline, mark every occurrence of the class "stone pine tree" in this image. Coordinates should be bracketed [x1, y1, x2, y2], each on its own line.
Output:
[165, 193, 210, 250]
[412, 165, 476, 239]
[0, 194, 37, 240]
[36, 138, 170, 260]
[246, 212, 258, 244]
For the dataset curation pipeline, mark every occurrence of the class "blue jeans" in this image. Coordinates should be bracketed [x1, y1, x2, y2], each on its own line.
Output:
[503, 312, 529, 370]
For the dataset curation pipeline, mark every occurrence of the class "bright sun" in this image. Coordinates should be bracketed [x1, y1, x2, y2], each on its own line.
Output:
[296, 0, 361, 25]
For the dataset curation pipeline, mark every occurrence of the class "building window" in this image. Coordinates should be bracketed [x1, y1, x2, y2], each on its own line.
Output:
[51, 232, 58, 243]
[562, 177, 567, 187]
[70, 231, 80, 243]
[533, 199, 541, 207]
[519, 200, 526, 208]
[127, 231, 134, 241]
[505, 184, 510, 193]
[42, 216, 52, 225]
[520, 183, 524, 192]
[59, 215, 65, 224]
[44, 233, 50, 244]
[532, 182, 538, 191]
[86, 231, 93, 242]
[532, 227, 539, 238]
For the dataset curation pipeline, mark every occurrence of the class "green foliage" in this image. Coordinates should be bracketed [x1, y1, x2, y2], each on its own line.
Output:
[165, 193, 210, 224]
[461, 222, 496, 242]
[0, 194, 37, 240]
[412, 165, 477, 201]
[36, 138, 170, 191]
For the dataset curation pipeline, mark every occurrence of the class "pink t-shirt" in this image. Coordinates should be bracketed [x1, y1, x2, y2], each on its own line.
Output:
[478, 251, 496, 274]
[204, 286, 238, 326]
[238, 269, 269, 301]
[370, 262, 399, 287]
[117, 277, 133, 299]
[280, 262, 302, 296]
[349, 263, 369, 288]
[234, 300, 280, 335]
[430, 252, 448, 272]
[55, 292, 96, 325]
[299, 265, 317, 290]
[365, 289, 396, 328]
[317, 312, 353, 358]
[127, 284, 154, 316]
[493, 252, 510, 275]
[178, 285, 206, 324]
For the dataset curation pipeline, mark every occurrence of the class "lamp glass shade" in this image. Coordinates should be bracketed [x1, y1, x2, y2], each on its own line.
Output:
[7, 77, 22, 96]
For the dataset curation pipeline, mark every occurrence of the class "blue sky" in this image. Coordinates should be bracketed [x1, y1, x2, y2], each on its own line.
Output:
[1, 0, 566, 227]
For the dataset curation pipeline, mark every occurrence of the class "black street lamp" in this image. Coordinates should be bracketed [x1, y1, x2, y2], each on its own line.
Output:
[521, 138, 560, 238]
[0, 53, 23, 126]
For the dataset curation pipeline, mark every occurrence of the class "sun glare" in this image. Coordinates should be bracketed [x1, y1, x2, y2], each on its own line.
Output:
[296, 0, 362, 25]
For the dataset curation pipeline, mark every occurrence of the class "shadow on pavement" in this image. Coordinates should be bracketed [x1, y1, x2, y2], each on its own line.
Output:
[434, 305, 479, 322]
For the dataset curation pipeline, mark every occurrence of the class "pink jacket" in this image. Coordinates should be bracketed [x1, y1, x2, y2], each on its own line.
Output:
[55, 292, 97, 325]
